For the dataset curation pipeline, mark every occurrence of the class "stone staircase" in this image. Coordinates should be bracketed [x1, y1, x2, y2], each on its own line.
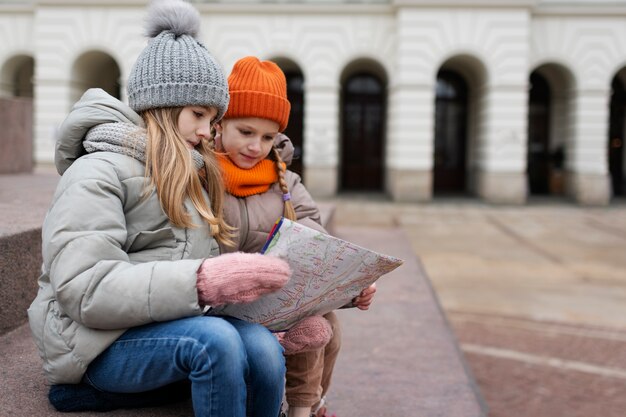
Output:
[0, 171, 486, 416]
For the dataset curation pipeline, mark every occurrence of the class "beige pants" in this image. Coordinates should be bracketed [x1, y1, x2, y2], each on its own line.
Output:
[284, 311, 342, 408]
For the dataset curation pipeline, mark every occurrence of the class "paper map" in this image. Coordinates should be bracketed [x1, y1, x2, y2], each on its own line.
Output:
[209, 218, 404, 331]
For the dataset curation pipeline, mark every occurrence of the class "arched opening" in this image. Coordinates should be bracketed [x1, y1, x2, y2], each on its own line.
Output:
[1, 55, 35, 98]
[527, 63, 575, 197]
[0, 54, 34, 173]
[433, 55, 486, 196]
[70, 51, 121, 104]
[527, 71, 552, 194]
[340, 60, 387, 192]
[434, 70, 468, 194]
[273, 58, 305, 181]
[609, 69, 626, 197]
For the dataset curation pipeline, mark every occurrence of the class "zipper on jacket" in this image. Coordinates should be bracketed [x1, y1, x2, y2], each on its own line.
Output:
[238, 198, 249, 248]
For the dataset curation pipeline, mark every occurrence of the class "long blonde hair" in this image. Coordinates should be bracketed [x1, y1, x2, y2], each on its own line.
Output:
[143, 107, 234, 246]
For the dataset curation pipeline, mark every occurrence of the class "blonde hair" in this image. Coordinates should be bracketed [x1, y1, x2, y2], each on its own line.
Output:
[272, 147, 297, 221]
[143, 107, 234, 246]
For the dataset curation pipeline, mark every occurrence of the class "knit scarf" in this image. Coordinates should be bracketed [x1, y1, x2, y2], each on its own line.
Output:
[217, 153, 278, 197]
[83, 122, 205, 170]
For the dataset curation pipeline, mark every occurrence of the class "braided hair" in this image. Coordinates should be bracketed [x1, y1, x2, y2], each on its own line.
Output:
[272, 147, 297, 221]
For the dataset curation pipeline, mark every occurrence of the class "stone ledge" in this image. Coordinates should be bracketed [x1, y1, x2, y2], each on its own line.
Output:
[0, 228, 44, 334]
[0, 170, 59, 335]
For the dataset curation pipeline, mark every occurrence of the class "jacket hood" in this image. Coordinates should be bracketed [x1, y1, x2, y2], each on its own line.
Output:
[55, 88, 145, 175]
[273, 133, 295, 166]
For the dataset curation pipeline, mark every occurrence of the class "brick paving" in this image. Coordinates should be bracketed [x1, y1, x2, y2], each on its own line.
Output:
[329, 198, 626, 417]
[449, 312, 626, 417]
[464, 351, 626, 417]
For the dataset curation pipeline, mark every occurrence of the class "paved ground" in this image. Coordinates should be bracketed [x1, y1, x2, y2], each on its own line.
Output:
[4, 167, 626, 416]
[327, 196, 626, 417]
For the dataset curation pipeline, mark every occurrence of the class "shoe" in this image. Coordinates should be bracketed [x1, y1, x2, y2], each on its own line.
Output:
[312, 407, 336, 417]
[48, 380, 190, 412]
[312, 405, 325, 417]
[279, 392, 289, 417]
[311, 396, 336, 417]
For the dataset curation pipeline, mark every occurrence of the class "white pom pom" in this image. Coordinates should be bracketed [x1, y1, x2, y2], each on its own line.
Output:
[144, 0, 200, 38]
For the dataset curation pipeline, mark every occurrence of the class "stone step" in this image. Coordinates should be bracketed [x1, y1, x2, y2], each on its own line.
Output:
[328, 226, 486, 416]
[0, 170, 59, 335]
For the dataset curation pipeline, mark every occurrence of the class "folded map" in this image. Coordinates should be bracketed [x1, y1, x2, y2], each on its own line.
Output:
[208, 217, 404, 331]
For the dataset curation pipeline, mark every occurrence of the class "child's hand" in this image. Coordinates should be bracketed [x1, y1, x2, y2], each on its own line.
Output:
[352, 283, 377, 310]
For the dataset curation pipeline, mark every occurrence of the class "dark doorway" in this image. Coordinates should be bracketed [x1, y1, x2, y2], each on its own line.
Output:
[1, 55, 34, 98]
[72, 51, 121, 104]
[434, 70, 468, 194]
[609, 75, 626, 197]
[340, 72, 385, 191]
[13, 56, 34, 98]
[283, 69, 304, 180]
[527, 71, 553, 195]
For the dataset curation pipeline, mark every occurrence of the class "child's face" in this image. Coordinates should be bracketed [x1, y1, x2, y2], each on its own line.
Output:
[177, 106, 218, 150]
[217, 117, 279, 169]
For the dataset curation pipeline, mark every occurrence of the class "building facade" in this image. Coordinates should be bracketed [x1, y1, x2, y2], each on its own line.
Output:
[1, 0, 626, 205]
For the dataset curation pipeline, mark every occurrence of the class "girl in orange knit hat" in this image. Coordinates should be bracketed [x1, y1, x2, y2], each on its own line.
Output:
[213, 56, 377, 417]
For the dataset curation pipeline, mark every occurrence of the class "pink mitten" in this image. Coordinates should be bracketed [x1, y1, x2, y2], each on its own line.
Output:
[277, 316, 333, 355]
[196, 252, 290, 307]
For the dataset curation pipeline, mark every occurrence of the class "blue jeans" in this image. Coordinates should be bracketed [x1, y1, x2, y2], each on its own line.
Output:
[83, 316, 285, 417]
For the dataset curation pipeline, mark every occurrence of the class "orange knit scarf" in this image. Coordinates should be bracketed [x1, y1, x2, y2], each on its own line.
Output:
[217, 154, 278, 197]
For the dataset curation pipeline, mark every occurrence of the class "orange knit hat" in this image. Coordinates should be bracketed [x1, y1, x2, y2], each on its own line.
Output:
[224, 56, 291, 132]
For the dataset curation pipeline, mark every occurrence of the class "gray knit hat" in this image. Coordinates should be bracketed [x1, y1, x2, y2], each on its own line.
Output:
[127, 0, 229, 120]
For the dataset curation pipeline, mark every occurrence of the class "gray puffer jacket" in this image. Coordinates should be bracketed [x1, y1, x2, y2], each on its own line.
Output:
[28, 89, 218, 384]
[221, 134, 325, 254]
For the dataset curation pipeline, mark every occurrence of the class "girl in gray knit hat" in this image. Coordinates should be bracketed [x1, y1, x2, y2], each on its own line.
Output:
[28, 1, 289, 416]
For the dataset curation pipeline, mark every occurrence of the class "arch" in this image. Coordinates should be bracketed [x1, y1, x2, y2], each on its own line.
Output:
[614, 66, 626, 87]
[529, 58, 578, 89]
[339, 58, 388, 192]
[340, 58, 388, 86]
[336, 52, 393, 87]
[1, 54, 35, 98]
[272, 57, 306, 181]
[435, 52, 489, 88]
[433, 54, 488, 196]
[609, 66, 626, 197]
[527, 62, 576, 197]
[531, 62, 576, 96]
[70, 50, 121, 104]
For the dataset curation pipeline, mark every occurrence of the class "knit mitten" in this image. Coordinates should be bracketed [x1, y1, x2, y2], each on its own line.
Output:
[277, 315, 333, 355]
[196, 252, 290, 307]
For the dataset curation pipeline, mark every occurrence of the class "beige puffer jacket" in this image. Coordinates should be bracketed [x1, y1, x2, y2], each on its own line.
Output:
[27, 89, 218, 384]
[221, 134, 325, 254]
